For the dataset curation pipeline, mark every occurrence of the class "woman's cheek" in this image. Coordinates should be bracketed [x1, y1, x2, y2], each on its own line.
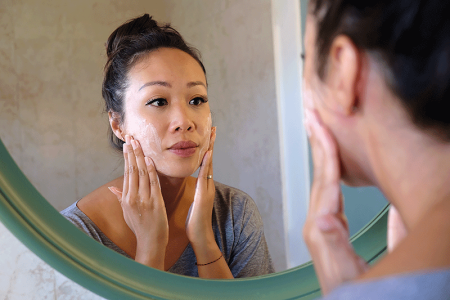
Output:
[139, 123, 161, 157]
[196, 114, 212, 167]
[128, 122, 170, 172]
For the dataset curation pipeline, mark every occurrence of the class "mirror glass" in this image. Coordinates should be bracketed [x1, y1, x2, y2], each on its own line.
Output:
[0, 0, 388, 298]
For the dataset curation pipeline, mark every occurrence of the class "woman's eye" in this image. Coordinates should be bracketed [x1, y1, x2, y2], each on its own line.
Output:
[146, 98, 168, 107]
[189, 97, 207, 106]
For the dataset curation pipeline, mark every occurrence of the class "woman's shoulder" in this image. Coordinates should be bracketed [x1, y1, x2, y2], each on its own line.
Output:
[325, 268, 450, 300]
[360, 199, 450, 281]
[77, 177, 123, 220]
[212, 181, 262, 223]
[72, 177, 128, 241]
[213, 181, 255, 208]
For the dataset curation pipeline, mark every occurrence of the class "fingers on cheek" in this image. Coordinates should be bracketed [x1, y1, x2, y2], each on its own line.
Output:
[201, 150, 209, 167]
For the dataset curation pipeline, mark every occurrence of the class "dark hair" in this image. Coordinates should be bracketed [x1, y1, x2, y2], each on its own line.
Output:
[102, 14, 206, 151]
[310, 0, 450, 140]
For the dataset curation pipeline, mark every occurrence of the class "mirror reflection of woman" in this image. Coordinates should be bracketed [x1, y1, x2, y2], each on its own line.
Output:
[61, 14, 274, 278]
[302, 0, 450, 298]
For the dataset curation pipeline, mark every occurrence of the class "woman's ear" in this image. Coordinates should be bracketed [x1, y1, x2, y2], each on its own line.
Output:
[326, 35, 360, 116]
[108, 111, 125, 141]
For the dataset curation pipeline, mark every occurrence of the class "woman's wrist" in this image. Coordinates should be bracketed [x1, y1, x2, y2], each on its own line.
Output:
[135, 241, 166, 270]
[190, 234, 221, 263]
[192, 242, 222, 266]
[191, 238, 233, 279]
[188, 226, 215, 250]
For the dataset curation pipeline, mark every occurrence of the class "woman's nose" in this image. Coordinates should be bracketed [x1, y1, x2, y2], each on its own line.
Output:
[169, 104, 195, 133]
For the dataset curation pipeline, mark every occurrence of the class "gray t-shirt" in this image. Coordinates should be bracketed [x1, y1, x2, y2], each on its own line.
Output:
[322, 269, 450, 299]
[61, 181, 274, 278]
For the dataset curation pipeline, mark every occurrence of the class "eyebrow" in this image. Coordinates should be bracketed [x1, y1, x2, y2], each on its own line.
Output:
[138, 81, 171, 91]
[138, 80, 207, 91]
[186, 81, 207, 88]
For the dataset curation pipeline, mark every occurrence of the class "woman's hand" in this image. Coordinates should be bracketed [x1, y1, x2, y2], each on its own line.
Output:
[186, 127, 216, 247]
[303, 109, 368, 295]
[109, 135, 169, 270]
[185, 127, 232, 278]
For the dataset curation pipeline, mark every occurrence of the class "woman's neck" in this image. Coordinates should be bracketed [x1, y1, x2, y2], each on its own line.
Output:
[157, 174, 191, 217]
[370, 122, 450, 230]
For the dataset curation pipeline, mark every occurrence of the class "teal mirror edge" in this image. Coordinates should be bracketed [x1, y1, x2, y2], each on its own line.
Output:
[0, 139, 387, 300]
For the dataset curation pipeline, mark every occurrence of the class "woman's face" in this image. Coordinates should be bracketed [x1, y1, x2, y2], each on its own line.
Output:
[120, 47, 212, 178]
[302, 14, 373, 186]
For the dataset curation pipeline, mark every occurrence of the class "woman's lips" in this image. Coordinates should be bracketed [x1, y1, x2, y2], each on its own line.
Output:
[168, 141, 198, 158]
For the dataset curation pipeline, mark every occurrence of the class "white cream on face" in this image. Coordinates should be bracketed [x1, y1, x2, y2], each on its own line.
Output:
[196, 113, 212, 168]
[125, 117, 170, 175]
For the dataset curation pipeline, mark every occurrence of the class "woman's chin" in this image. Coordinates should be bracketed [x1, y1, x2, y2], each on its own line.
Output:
[155, 165, 199, 179]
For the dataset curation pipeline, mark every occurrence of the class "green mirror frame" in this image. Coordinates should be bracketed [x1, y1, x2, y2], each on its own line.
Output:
[0, 138, 388, 300]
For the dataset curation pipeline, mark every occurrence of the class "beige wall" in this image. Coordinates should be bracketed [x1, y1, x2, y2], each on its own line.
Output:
[163, 0, 286, 271]
[0, 0, 168, 212]
[1, 0, 286, 298]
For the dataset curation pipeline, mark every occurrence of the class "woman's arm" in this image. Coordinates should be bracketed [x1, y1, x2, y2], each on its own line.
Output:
[303, 109, 368, 295]
[109, 135, 169, 270]
[185, 128, 234, 279]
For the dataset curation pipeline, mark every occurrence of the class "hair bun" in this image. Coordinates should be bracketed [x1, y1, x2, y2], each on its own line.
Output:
[106, 14, 158, 58]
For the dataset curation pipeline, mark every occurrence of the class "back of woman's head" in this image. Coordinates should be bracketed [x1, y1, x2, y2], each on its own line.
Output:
[102, 14, 206, 151]
[309, 0, 450, 140]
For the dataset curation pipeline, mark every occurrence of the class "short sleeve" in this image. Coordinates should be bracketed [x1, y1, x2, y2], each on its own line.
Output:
[228, 196, 275, 277]
[60, 201, 131, 258]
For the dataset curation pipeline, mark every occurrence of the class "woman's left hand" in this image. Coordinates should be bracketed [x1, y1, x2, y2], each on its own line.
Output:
[185, 127, 232, 278]
[303, 109, 368, 295]
[186, 127, 216, 247]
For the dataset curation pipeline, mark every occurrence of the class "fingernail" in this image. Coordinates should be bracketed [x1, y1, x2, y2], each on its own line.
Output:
[131, 139, 137, 150]
[107, 186, 115, 194]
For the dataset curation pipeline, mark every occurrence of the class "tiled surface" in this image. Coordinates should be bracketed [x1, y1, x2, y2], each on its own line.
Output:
[0, 222, 105, 300]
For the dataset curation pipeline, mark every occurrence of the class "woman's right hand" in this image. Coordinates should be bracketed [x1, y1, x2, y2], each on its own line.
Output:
[303, 109, 368, 295]
[109, 135, 169, 270]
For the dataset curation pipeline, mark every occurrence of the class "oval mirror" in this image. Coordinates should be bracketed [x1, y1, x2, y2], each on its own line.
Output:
[0, 139, 387, 299]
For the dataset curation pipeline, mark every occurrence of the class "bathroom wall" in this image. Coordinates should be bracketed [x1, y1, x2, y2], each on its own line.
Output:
[0, 0, 286, 298]
[0, 1, 168, 298]
[0, 0, 168, 212]
[162, 0, 286, 272]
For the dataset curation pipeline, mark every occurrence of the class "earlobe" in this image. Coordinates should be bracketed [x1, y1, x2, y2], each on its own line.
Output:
[327, 35, 360, 116]
[108, 111, 125, 141]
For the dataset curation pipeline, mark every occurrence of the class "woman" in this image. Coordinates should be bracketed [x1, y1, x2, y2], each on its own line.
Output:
[61, 14, 274, 279]
[302, 0, 450, 298]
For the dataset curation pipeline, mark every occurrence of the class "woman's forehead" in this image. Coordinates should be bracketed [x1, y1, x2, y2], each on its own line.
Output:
[129, 48, 206, 83]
